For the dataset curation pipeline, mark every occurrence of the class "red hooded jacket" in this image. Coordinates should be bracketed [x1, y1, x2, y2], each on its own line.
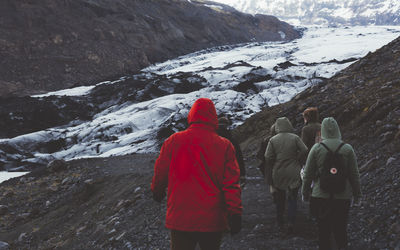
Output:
[151, 98, 242, 232]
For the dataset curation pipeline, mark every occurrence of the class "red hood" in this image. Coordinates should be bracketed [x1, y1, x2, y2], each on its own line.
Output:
[187, 98, 218, 130]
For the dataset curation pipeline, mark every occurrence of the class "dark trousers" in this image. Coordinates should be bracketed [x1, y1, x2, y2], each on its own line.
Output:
[273, 187, 299, 225]
[312, 197, 351, 250]
[170, 230, 223, 250]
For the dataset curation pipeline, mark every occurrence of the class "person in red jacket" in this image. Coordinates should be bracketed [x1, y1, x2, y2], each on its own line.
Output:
[151, 98, 242, 250]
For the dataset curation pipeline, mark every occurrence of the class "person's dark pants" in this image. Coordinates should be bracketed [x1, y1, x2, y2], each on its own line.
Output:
[309, 196, 318, 222]
[170, 230, 223, 250]
[273, 187, 299, 226]
[310, 197, 317, 218]
[312, 197, 351, 250]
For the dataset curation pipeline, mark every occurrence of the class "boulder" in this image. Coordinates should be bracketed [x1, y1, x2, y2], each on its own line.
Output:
[47, 159, 68, 172]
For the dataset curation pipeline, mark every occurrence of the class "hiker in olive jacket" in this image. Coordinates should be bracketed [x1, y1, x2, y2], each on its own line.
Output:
[301, 117, 361, 250]
[301, 107, 321, 152]
[300, 107, 321, 219]
[264, 117, 308, 233]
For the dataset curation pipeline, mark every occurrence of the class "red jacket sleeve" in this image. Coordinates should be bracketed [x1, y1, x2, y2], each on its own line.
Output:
[222, 143, 242, 216]
[151, 139, 171, 196]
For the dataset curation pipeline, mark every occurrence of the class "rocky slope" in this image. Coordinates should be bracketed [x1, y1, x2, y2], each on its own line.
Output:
[234, 35, 400, 249]
[0, 0, 300, 97]
[0, 154, 320, 250]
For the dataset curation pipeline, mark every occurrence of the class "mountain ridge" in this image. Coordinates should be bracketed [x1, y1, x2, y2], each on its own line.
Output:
[0, 0, 300, 97]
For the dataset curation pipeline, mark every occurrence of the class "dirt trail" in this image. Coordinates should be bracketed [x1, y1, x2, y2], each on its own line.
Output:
[0, 154, 319, 249]
[221, 158, 317, 250]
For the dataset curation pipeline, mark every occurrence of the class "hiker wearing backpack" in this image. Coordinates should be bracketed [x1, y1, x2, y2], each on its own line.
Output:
[301, 117, 361, 250]
[264, 117, 308, 234]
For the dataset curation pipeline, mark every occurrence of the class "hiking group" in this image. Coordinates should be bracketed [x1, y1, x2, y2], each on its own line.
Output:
[151, 98, 361, 250]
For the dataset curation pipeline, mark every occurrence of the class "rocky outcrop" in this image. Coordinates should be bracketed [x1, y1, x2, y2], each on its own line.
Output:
[235, 35, 400, 249]
[0, 72, 206, 139]
[0, 0, 300, 97]
[0, 154, 167, 249]
[0, 95, 94, 138]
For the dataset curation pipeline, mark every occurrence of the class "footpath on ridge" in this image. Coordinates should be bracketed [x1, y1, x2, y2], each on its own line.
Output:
[221, 157, 317, 250]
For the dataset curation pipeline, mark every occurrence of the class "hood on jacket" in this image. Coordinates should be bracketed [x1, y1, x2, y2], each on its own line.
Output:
[187, 98, 218, 130]
[275, 117, 293, 133]
[218, 116, 230, 129]
[321, 117, 342, 140]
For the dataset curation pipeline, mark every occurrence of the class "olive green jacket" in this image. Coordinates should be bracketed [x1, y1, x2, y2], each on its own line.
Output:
[264, 117, 308, 190]
[301, 122, 321, 153]
[301, 117, 362, 200]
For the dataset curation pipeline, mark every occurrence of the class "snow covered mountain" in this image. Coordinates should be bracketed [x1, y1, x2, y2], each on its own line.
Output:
[212, 0, 400, 26]
[1, 25, 400, 170]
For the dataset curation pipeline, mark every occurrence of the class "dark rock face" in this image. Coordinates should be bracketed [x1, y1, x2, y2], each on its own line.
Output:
[0, 96, 94, 138]
[235, 35, 400, 249]
[0, 0, 300, 97]
[0, 71, 206, 139]
[47, 159, 69, 172]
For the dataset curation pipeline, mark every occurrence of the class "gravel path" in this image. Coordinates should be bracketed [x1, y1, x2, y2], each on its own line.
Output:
[0, 154, 319, 249]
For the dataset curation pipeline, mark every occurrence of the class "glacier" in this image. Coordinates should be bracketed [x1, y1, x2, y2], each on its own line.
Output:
[1, 25, 400, 170]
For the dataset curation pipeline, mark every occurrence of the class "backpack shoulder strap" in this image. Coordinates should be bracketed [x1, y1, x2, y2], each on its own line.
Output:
[320, 142, 345, 153]
[320, 142, 331, 152]
[334, 142, 345, 154]
[317, 142, 331, 177]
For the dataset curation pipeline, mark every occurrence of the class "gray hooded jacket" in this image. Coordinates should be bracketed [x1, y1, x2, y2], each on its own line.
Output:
[264, 117, 308, 190]
[301, 117, 362, 199]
